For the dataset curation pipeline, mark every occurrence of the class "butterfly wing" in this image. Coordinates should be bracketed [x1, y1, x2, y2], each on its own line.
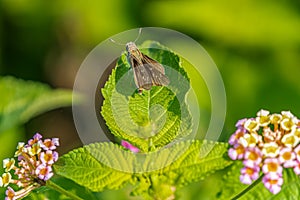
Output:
[142, 54, 170, 86]
[129, 55, 152, 91]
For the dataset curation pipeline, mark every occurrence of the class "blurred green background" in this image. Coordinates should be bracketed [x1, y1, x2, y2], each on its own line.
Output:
[1, 0, 300, 199]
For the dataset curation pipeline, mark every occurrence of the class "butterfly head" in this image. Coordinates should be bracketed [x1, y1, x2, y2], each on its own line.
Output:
[126, 42, 139, 54]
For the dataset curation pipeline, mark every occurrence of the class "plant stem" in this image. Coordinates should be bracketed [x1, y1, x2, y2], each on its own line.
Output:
[231, 174, 263, 200]
[46, 180, 83, 200]
[148, 138, 153, 152]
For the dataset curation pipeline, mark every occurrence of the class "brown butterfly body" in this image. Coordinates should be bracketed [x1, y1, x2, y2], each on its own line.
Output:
[126, 42, 170, 93]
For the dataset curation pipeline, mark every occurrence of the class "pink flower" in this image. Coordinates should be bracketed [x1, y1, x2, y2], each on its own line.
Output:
[40, 138, 59, 151]
[279, 148, 296, 168]
[240, 166, 260, 184]
[294, 144, 300, 161]
[262, 173, 283, 194]
[229, 129, 246, 145]
[28, 133, 42, 145]
[1, 133, 60, 199]
[228, 144, 245, 160]
[121, 140, 139, 153]
[262, 158, 282, 178]
[292, 160, 300, 175]
[229, 110, 300, 194]
[243, 147, 262, 168]
[35, 164, 53, 181]
[5, 186, 15, 200]
[235, 118, 247, 128]
[40, 150, 58, 165]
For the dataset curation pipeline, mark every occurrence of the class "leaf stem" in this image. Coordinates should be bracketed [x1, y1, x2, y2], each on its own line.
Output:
[46, 180, 83, 200]
[231, 174, 263, 200]
[148, 137, 156, 152]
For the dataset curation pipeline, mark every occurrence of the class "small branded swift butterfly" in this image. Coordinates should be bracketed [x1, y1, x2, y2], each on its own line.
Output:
[111, 29, 170, 94]
[125, 41, 170, 93]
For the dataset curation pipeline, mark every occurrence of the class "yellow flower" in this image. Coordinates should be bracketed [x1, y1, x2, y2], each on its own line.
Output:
[281, 133, 299, 147]
[239, 133, 259, 147]
[1, 173, 12, 187]
[292, 127, 300, 138]
[256, 109, 270, 126]
[270, 114, 282, 124]
[262, 142, 280, 158]
[281, 118, 297, 131]
[3, 158, 15, 172]
[244, 119, 259, 132]
[14, 142, 25, 157]
[281, 111, 294, 119]
[28, 143, 41, 156]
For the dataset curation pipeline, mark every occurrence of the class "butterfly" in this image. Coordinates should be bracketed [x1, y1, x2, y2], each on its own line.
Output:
[125, 41, 170, 94]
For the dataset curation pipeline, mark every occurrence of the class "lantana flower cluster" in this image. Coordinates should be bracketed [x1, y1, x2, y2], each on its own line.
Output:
[228, 110, 300, 194]
[0, 133, 59, 200]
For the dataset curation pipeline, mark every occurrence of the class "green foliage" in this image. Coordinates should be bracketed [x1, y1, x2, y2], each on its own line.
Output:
[54, 143, 133, 192]
[2, 1, 300, 199]
[0, 76, 74, 199]
[217, 162, 248, 199]
[164, 140, 231, 186]
[101, 41, 191, 152]
[132, 140, 232, 199]
[25, 176, 99, 200]
[54, 140, 231, 198]
[0, 76, 74, 133]
[53, 41, 232, 199]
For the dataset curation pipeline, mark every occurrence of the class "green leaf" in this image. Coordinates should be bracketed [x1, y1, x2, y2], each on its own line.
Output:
[25, 176, 99, 200]
[101, 41, 192, 152]
[218, 163, 300, 200]
[131, 140, 231, 198]
[0, 76, 74, 133]
[0, 127, 25, 168]
[54, 140, 231, 197]
[54, 143, 133, 192]
[217, 161, 247, 200]
[162, 140, 232, 186]
[132, 174, 176, 200]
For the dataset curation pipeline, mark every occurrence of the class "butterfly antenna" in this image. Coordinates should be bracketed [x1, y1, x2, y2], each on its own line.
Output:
[109, 38, 126, 46]
[110, 28, 142, 45]
[134, 28, 142, 43]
